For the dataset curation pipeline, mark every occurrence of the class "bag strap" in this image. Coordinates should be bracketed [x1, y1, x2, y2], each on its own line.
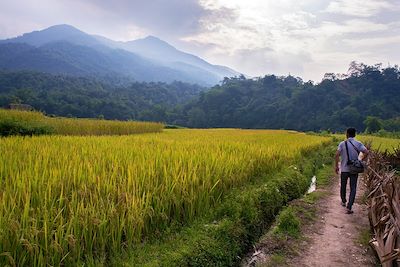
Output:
[348, 140, 360, 154]
[344, 141, 351, 163]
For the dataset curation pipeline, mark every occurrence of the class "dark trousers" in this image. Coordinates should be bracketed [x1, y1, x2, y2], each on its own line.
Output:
[340, 172, 358, 210]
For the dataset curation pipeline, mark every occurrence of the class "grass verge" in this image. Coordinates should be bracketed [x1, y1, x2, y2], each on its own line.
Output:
[242, 160, 335, 267]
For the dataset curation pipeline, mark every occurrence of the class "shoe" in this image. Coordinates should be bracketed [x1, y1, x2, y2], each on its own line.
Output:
[346, 208, 353, 214]
[341, 201, 346, 207]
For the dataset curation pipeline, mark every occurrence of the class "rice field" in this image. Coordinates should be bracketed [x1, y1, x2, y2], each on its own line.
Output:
[334, 134, 400, 153]
[358, 136, 400, 153]
[0, 109, 164, 135]
[0, 129, 329, 266]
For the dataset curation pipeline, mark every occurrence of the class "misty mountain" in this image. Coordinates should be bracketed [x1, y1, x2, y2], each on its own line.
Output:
[120, 36, 238, 78]
[0, 42, 195, 82]
[0, 24, 102, 48]
[0, 25, 240, 85]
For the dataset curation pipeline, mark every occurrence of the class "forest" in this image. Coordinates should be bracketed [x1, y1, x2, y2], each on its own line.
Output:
[0, 62, 399, 132]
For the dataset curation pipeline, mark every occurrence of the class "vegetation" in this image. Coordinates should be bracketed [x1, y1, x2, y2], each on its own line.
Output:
[0, 129, 329, 266]
[0, 109, 163, 136]
[363, 116, 400, 137]
[236, 160, 335, 267]
[333, 133, 400, 153]
[116, 140, 335, 266]
[0, 109, 53, 136]
[0, 70, 204, 121]
[358, 136, 400, 153]
[1, 63, 400, 132]
[274, 207, 301, 238]
[176, 63, 400, 131]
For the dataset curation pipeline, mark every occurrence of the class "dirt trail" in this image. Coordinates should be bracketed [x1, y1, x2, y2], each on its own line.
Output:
[292, 176, 377, 267]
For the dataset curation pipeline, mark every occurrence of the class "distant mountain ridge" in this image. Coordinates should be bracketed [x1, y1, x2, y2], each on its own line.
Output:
[0, 24, 240, 85]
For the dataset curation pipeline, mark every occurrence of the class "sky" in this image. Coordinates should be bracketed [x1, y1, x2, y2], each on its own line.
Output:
[0, 0, 399, 81]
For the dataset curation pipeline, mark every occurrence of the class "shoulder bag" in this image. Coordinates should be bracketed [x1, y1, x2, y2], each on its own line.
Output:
[345, 140, 365, 174]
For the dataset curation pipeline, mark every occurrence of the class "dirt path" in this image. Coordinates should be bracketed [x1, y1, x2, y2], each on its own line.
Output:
[292, 176, 377, 267]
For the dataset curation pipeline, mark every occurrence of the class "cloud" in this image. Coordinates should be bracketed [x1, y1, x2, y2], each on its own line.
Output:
[0, 0, 228, 41]
[73, 0, 210, 37]
[179, 0, 400, 81]
[0, 0, 399, 82]
[325, 0, 394, 17]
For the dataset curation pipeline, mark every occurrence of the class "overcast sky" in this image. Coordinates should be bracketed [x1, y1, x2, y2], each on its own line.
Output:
[0, 0, 399, 81]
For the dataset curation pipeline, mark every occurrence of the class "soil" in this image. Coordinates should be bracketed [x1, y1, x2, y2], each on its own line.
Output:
[242, 175, 379, 267]
[290, 177, 377, 267]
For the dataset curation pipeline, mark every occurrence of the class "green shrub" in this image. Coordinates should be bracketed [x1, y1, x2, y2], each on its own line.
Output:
[0, 118, 53, 136]
[275, 207, 301, 238]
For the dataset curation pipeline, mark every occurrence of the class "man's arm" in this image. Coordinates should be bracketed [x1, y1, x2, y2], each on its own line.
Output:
[335, 150, 340, 174]
[360, 147, 369, 160]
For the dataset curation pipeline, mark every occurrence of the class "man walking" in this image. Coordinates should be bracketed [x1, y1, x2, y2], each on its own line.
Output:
[335, 128, 369, 214]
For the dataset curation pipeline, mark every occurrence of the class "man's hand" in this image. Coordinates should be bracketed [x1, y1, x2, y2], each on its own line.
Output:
[334, 150, 340, 175]
[361, 149, 369, 161]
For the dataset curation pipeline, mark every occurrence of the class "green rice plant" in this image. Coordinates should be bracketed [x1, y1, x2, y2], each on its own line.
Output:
[333, 133, 400, 154]
[358, 135, 400, 153]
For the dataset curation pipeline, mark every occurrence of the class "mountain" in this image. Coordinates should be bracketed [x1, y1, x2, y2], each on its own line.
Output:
[0, 41, 197, 83]
[0, 25, 240, 85]
[120, 36, 238, 78]
[0, 24, 101, 48]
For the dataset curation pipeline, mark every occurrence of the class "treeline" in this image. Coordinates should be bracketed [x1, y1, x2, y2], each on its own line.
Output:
[0, 71, 204, 121]
[172, 63, 400, 132]
[1, 63, 400, 132]
[364, 116, 400, 138]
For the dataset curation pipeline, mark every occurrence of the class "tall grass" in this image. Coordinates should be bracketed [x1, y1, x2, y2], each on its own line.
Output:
[358, 135, 400, 153]
[0, 129, 329, 265]
[0, 109, 163, 136]
[334, 133, 400, 153]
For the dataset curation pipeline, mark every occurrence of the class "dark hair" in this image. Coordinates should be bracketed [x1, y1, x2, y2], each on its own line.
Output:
[346, 127, 356, 137]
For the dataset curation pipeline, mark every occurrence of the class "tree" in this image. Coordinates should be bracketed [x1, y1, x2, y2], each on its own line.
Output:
[187, 107, 207, 128]
[364, 116, 383, 133]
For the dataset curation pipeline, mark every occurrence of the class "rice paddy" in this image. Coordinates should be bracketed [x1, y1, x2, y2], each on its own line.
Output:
[0, 129, 329, 266]
[0, 109, 164, 135]
[334, 133, 400, 153]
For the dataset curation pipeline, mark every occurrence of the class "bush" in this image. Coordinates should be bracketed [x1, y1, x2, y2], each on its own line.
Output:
[0, 118, 53, 136]
[275, 207, 301, 238]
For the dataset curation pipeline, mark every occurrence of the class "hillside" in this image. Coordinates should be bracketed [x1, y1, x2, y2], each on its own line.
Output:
[0, 71, 204, 121]
[174, 64, 400, 132]
[121, 35, 238, 79]
[1, 63, 399, 132]
[0, 25, 239, 85]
